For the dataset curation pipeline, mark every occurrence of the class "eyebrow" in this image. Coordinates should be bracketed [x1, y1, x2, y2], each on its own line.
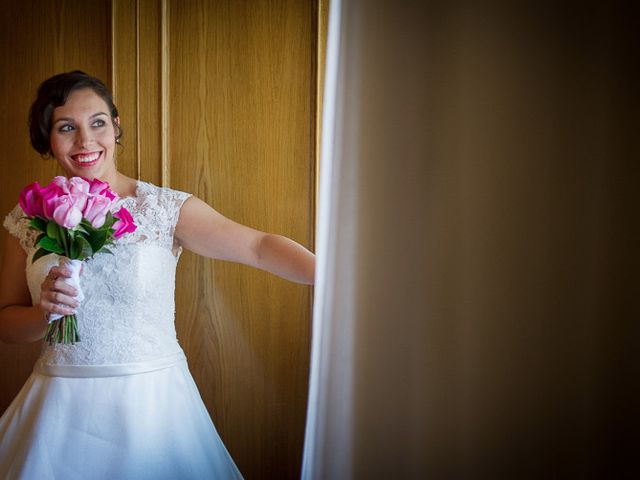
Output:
[52, 112, 109, 124]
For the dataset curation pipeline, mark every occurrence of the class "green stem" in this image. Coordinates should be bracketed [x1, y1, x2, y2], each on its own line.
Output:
[43, 314, 80, 345]
[58, 224, 70, 258]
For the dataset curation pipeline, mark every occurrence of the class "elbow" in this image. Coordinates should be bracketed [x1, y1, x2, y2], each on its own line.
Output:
[0, 334, 20, 344]
[0, 323, 21, 344]
[0, 305, 43, 344]
[0, 328, 41, 345]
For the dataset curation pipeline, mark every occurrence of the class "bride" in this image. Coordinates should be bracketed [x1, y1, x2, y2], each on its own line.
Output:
[0, 71, 314, 479]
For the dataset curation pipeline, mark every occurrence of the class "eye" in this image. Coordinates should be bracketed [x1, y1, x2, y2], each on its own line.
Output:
[92, 119, 106, 128]
[58, 124, 75, 133]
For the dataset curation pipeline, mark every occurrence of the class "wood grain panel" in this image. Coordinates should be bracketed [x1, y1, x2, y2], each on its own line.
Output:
[168, 1, 315, 478]
[111, 0, 139, 179]
[136, 0, 163, 185]
[316, 0, 329, 206]
[112, 0, 164, 184]
[0, 0, 111, 413]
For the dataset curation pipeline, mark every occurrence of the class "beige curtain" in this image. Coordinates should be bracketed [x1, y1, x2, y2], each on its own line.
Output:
[303, 1, 432, 477]
[303, 1, 637, 478]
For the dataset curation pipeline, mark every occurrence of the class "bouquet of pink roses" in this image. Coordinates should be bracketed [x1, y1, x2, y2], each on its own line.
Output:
[19, 176, 137, 345]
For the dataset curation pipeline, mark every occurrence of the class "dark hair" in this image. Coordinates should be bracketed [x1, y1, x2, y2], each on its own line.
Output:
[28, 70, 122, 155]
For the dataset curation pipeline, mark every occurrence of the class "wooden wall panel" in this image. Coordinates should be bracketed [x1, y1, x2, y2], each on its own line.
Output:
[316, 0, 328, 204]
[168, 2, 315, 478]
[0, 0, 111, 414]
[111, 0, 167, 185]
[136, 0, 164, 185]
[111, 0, 140, 180]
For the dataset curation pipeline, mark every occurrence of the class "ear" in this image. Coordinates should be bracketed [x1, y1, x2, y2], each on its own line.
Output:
[113, 116, 122, 141]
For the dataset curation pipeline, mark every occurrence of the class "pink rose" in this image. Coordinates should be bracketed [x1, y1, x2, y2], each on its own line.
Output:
[52, 176, 70, 194]
[88, 178, 109, 195]
[112, 207, 137, 238]
[72, 192, 88, 213]
[69, 177, 90, 195]
[19, 182, 43, 217]
[104, 189, 119, 202]
[83, 195, 112, 228]
[53, 195, 84, 229]
[40, 183, 65, 219]
[87, 178, 118, 203]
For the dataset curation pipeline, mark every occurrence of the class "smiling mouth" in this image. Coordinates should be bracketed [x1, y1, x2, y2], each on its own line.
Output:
[71, 151, 102, 166]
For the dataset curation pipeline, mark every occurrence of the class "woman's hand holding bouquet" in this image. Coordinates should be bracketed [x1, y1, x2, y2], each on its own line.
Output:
[19, 176, 137, 344]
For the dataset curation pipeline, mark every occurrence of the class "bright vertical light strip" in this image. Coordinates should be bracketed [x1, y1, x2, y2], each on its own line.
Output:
[160, 0, 169, 187]
[135, 0, 141, 179]
[301, 0, 343, 477]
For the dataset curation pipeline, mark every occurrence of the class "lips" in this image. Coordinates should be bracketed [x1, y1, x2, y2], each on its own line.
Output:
[71, 151, 102, 167]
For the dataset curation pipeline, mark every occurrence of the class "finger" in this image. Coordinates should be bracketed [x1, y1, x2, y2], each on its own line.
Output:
[59, 256, 73, 268]
[41, 276, 55, 292]
[50, 278, 79, 297]
[48, 266, 73, 279]
[47, 291, 80, 308]
[40, 297, 77, 317]
[45, 301, 77, 317]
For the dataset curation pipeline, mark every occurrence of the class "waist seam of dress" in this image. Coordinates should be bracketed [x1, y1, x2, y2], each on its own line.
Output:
[33, 351, 186, 378]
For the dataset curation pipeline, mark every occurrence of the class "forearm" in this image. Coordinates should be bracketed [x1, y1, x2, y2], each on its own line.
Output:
[255, 234, 315, 284]
[0, 304, 47, 344]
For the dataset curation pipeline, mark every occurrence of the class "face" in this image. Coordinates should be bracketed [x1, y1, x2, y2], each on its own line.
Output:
[49, 88, 119, 182]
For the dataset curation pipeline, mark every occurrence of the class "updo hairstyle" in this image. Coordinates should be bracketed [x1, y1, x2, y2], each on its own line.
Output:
[28, 70, 122, 156]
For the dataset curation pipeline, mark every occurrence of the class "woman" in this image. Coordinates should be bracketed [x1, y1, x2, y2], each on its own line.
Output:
[0, 71, 314, 479]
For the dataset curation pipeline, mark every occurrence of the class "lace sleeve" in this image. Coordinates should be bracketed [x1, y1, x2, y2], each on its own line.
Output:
[163, 187, 192, 240]
[2, 204, 37, 253]
[117, 182, 192, 251]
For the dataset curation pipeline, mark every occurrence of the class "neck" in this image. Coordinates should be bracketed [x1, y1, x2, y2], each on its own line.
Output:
[109, 172, 137, 198]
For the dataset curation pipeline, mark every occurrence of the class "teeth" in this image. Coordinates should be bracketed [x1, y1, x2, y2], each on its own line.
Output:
[75, 152, 100, 163]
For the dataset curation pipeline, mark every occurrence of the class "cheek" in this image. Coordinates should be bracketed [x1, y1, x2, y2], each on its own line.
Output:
[49, 135, 67, 155]
[97, 129, 116, 147]
[50, 137, 78, 164]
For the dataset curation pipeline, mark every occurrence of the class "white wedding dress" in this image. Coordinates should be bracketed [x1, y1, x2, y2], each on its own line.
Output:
[0, 181, 243, 479]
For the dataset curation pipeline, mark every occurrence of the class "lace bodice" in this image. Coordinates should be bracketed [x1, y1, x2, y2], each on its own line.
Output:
[3, 181, 192, 366]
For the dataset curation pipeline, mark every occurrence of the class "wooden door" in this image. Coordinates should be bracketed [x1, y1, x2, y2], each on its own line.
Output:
[0, 1, 320, 478]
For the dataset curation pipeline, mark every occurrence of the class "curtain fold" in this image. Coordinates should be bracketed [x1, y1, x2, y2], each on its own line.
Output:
[302, 0, 354, 477]
[303, 1, 432, 478]
[303, 1, 638, 478]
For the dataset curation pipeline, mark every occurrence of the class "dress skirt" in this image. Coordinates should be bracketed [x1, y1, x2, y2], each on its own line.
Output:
[0, 353, 243, 479]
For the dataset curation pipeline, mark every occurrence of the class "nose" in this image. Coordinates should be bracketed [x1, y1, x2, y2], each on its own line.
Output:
[75, 127, 94, 148]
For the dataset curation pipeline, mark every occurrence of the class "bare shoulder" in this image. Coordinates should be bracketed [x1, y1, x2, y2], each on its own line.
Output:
[175, 196, 264, 264]
[176, 196, 228, 238]
[177, 195, 219, 221]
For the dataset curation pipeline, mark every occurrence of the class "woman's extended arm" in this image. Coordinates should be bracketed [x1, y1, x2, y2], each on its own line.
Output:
[175, 196, 315, 284]
[0, 234, 78, 344]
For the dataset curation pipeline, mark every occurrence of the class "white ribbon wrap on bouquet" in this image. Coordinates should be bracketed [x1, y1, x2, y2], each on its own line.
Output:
[48, 258, 84, 323]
